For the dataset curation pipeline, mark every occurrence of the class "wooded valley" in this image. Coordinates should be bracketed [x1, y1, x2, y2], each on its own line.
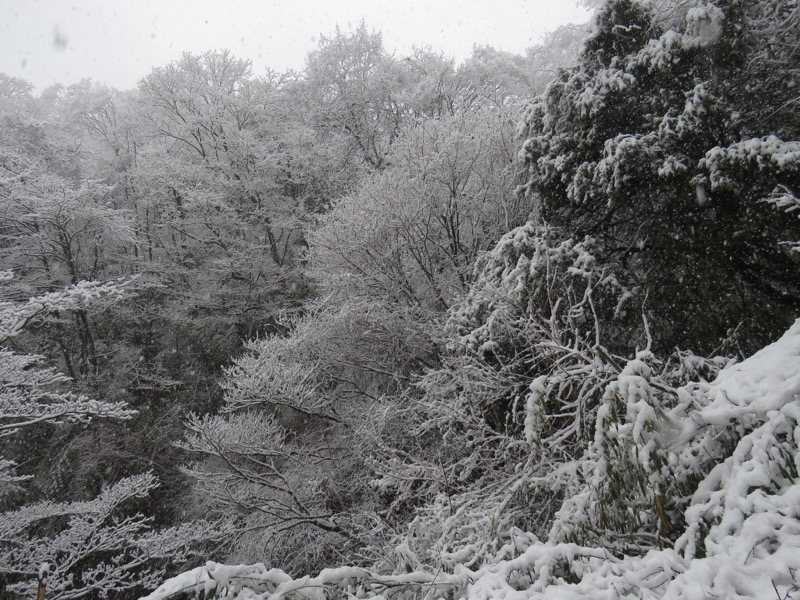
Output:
[1, 1, 799, 598]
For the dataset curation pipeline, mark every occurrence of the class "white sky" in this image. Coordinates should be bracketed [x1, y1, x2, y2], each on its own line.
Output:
[1, 0, 591, 93]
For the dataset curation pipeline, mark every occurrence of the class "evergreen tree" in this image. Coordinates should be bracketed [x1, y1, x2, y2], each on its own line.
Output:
[519, 0, 800, 355]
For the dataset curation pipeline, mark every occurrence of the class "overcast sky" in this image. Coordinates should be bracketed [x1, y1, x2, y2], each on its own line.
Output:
[1, 0, 591, 93]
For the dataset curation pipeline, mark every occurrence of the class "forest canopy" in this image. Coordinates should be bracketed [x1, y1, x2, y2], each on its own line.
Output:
[1, 0, 800, 599]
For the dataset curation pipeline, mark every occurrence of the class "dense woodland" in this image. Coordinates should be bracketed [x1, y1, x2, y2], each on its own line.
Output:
[1, 0, 799, 598]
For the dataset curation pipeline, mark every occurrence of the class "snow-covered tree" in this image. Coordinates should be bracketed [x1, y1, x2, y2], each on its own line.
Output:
[0, 274, 225, 598]
[133, 2, 800, 599]
[176, 301, 428, 574]
[519, 0, 800, 355]
[369, 222, 633, 567]
[0, 473, 221, 600]
[134, 51, 305, 344]
[141, 316, 800, 600]
[301, 23, 410, 171]
[310, 107, 525, 314]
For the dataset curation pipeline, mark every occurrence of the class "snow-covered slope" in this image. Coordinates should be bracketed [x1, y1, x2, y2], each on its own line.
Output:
[141, 319, 800, 599]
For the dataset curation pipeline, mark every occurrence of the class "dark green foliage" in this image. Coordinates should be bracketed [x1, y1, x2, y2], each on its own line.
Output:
[583, 0, 657, 67]
[519, 0, 800, 356]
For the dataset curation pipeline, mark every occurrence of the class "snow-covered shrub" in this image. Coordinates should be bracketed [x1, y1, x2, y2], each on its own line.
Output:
[372, 222, 639, 570]
[549, 348, 731, 552]
[373, 220, 747, 572]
